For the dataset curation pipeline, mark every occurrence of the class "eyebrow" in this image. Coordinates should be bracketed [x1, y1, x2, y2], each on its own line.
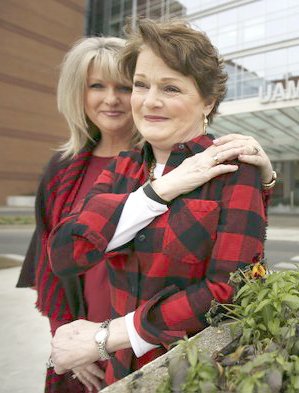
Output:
[134, 73, 181, 83]
[87, 77, 104, 81]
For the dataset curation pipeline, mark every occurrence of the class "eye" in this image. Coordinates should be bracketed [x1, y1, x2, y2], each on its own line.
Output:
[164, 85, 181, 93]
[89, 83, 104, 89]
[133, 80, 147, 89]
[118, 86, 132, 93]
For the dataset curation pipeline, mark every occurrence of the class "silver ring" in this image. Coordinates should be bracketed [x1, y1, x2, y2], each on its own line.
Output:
[71, 374, 77, 380]
[213, 154, 220, 165]
[253, 145, 260, 154]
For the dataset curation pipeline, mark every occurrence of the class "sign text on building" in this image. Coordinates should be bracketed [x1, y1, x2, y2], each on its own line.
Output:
[259, 80, 299, 103]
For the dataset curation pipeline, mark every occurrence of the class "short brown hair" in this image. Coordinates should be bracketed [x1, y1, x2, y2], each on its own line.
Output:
[120, 18, 227, 121]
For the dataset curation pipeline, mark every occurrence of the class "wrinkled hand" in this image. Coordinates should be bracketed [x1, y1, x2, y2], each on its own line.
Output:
[213, 134, 273, 183]
[152, 133, 273, 201]
[152, 143, 238, 201]
[51, 320, 99, 374]
[72, 363, 104, 392]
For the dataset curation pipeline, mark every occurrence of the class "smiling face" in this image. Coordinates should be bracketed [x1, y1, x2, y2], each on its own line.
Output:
[131, 46, 214, 157]
[84, 63, 134, 138]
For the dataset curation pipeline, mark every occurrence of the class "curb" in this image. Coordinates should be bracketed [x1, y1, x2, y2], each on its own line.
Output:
[0, 254, 24, 269]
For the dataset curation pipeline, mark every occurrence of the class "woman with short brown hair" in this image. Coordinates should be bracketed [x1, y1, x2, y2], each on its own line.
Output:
[48, 18, 276, 387]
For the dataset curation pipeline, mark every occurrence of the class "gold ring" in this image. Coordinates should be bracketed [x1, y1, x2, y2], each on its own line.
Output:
[213, 154, 220, 165]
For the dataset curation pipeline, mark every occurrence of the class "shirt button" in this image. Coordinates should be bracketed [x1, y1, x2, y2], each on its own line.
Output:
[178, 143, 185, 150]
[138, 234, 146, 242]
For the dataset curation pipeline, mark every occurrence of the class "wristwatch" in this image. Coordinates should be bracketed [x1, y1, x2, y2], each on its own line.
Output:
[95, 319, 111, 360]
[262, 170, 277, 190]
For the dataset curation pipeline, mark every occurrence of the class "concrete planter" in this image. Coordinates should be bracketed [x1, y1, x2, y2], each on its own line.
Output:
[101, 325, 232, 393]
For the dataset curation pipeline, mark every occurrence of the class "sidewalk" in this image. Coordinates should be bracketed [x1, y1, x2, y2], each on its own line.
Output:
[0, 266, 50, 393]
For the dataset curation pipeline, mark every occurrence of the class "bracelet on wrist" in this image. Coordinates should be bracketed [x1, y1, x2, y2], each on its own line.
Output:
[143, 180, 170, 205]
[262, 170, 277, 190]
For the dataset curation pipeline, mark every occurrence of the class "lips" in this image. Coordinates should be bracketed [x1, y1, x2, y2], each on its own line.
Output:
[144, 115, 169, 122]
[101, 111, 124, 117]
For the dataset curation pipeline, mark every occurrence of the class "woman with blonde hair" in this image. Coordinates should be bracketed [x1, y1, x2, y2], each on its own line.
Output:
[17, 36, 137, 393]
[48, 19, 276, 388]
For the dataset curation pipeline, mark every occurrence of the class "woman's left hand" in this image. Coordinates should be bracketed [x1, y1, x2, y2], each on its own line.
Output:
[51, 320, 100, 374]
[213, 134, 273, 183]
[51, 317, 130, 374]
[72, 363, 104, 392]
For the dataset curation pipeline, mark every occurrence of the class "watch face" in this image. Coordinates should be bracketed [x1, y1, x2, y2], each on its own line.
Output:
[95, 329, 107, 343]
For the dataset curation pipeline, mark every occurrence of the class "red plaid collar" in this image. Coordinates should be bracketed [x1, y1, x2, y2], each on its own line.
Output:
[142, 133, 215, 177]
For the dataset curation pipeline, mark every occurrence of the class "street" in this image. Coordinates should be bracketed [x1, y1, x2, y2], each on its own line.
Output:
[0, 220, 298, 270]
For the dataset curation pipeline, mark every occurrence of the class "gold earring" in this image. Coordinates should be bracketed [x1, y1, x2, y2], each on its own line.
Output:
[203, 114, 208, 135]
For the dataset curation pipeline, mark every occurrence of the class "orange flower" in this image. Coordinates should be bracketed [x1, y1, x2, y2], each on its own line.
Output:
[251, 263, 266, 278]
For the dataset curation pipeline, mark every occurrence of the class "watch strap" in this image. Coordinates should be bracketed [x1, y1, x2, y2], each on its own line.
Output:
[143, 181, 169, 205]
[96, 319, 111, 360]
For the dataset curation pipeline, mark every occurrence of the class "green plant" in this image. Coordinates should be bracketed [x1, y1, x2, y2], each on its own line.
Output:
[156, 266, 299, 393]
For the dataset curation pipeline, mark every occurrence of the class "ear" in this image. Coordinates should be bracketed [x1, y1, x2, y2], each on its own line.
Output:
[204, 99, 216, 116]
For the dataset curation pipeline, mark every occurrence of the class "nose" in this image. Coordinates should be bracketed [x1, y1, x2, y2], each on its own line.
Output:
[143, 87, 162, 108]
[104, 88, 120, 105]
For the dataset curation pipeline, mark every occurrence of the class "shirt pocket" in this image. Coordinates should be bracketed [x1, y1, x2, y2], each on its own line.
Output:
[163, 199, 220, 265]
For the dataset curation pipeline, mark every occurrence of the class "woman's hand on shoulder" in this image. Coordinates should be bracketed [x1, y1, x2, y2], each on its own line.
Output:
[151, 145, 239, 201]
[213, 134, 273, 183]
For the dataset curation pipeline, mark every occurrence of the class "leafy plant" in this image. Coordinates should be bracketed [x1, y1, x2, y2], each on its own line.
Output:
[156, 265, 299, 393]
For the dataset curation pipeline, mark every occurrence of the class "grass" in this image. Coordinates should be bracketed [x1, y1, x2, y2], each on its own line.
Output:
[0, 216, 35, 225]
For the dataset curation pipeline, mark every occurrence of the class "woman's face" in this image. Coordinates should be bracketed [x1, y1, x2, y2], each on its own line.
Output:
[84, 63, 134, 138]
[131, 46, 213, 151]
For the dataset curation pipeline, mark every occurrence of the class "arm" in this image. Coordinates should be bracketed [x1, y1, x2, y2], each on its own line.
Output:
[48, 163, 129, 276]
[134, 163, 266, 345]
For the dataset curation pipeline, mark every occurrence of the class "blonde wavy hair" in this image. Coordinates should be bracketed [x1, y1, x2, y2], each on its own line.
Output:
[57, 36, 138, 158]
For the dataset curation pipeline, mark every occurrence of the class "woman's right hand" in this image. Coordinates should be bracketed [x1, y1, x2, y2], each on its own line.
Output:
[72, 363, 104, 392]
[152, 144, 239, 202]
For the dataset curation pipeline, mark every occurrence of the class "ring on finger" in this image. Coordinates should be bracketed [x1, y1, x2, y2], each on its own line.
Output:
[253, 145, 260, 154]
[213, 154, 220, 165]
[46, 356, 54, 368]
[71, 373, 77, 380]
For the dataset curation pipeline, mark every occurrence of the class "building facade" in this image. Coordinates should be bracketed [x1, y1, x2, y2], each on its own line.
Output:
[0, 1, 85, 204]
[185, 0, 299, 207]
[2, 0, 298, 207]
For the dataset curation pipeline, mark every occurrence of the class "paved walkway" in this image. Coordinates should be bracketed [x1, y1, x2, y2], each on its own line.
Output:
[0, 266, 50, 393]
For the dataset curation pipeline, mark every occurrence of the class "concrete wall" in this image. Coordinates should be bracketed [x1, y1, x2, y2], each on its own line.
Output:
[0, 0, 85, 204]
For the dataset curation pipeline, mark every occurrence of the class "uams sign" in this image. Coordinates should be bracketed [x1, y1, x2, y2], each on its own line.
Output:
[259, 80, 299, 103]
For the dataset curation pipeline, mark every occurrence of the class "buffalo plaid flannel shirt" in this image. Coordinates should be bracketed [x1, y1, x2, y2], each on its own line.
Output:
[48, 134, 267, 383]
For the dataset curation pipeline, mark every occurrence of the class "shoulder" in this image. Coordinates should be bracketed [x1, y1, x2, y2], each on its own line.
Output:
[44, 151, 69, 172]
[114, 149, 143, 172]
[39, 151, 77, 187]
[223, 161, 261, 189]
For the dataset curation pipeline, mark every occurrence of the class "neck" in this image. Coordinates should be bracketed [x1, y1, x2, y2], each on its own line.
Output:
[151, 146, 171, 164]
[93, 133, 132, 157]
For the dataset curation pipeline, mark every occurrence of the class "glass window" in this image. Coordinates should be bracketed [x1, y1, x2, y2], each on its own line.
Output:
[243, 17, 265, 44]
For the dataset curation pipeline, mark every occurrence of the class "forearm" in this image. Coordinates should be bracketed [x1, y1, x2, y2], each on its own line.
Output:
[48, 193, 129, 276]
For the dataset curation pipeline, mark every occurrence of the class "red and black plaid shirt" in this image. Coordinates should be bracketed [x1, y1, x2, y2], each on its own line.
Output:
[48, 134, 267, 384]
